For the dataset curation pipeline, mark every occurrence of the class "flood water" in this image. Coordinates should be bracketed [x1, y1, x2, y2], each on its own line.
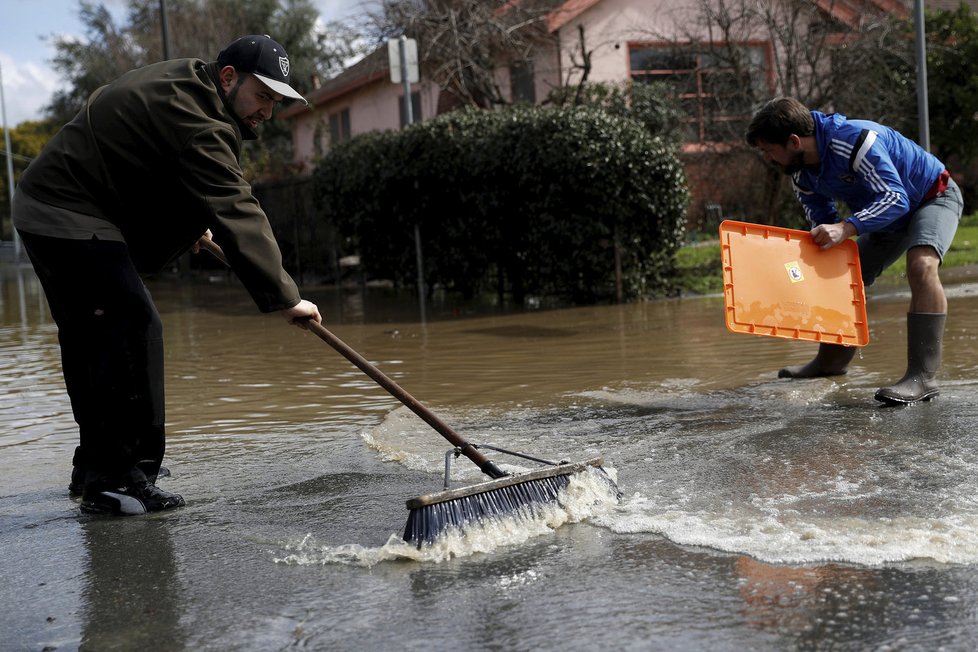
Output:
[4, 261, 978, 651]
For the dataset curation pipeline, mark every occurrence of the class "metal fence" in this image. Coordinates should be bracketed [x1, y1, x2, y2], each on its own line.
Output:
[253, 177, 341, 285]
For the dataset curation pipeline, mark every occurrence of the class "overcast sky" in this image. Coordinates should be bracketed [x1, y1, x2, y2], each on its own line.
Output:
[0, 0, 370, 126]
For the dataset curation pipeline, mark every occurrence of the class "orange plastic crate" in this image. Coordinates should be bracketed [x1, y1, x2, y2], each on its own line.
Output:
[719, 220, 869, 347]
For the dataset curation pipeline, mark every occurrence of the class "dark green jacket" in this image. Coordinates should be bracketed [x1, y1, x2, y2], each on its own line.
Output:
[18, 58, 300, 312]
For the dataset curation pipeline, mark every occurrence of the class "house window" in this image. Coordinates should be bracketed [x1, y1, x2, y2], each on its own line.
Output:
[399, 92, 422, 127]
[329, 108, 351, 145]
[629, 44, 767, 144]
[510, 61, 536, 104]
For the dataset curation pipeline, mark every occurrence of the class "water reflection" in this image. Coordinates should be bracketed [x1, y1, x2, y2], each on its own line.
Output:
[736, 557, 882, 644]
[79, 518, 187, 650]
[0, 263, 47, 331]
[5, 265, 978, 650]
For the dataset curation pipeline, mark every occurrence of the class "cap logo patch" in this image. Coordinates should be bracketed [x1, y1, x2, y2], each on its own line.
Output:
[279, 57, 290, 78]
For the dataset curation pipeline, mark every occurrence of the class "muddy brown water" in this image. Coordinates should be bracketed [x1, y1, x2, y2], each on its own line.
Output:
[4, 262, 978, 650]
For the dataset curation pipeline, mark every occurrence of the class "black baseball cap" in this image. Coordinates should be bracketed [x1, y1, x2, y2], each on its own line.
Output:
[217, 34, 308, 105]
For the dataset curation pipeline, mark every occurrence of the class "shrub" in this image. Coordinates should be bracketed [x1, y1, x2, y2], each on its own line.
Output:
[313, 104, 689, 303]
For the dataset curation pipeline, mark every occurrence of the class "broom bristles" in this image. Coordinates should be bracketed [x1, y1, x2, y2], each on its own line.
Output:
[402, 458, 618, 546]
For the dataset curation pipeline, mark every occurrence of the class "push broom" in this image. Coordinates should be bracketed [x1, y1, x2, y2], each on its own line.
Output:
[200, 239, 620, 546]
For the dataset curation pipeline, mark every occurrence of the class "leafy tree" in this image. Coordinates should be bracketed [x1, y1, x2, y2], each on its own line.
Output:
[0, 119, 61, 239]
[920, 5, 978, 165]
[43, 0, 365, 177]
[832, 4, 978, 203]
[46, 2, 144, 125]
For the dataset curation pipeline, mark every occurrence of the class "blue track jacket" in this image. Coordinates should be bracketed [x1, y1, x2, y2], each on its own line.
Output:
[792, 111, 946, 234]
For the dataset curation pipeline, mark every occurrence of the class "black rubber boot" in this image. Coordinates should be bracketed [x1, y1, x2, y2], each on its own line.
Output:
[875, 312, 946, 405]
[778, 343, 857, 378]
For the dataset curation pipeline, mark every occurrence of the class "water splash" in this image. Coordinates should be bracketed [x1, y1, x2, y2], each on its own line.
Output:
[346, 380, 978, 569]
[273, 468, 619, 566]
[592, 492, 978, 566]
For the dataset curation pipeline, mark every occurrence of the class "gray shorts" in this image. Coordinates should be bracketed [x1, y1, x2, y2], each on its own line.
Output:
[858, 177, 964, 286]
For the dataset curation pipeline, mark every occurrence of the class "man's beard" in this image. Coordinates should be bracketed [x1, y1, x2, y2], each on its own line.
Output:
[779, 150, 806, 175]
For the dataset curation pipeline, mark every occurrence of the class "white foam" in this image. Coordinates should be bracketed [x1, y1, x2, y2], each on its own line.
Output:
[273, 468, 620, 566]
[354, 384, 978, 568]
[592, 493, 978, 566]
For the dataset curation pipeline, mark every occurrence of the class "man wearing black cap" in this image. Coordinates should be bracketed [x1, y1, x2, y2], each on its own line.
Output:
[11, 35, 321, 516]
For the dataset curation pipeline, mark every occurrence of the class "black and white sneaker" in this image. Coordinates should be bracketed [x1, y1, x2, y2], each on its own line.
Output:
[129, 481, 185, 512]
[81, 489, 149, 515]
[80, 481, 185, 516]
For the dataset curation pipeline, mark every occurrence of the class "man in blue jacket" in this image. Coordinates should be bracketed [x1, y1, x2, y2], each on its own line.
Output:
[745, 96, 963, 404]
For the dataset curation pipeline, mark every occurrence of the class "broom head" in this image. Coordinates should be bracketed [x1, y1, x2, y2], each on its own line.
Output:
[403, 457, 618, 546]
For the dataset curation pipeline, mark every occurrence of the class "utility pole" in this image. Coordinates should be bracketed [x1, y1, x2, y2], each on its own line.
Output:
[399, 35, 414, 126]
[400, 36, 422, 321]
[1, 60, 21, 259]
[160, 0, 172, 60]
[914, 0, 930, 151]
[389, 36, 424, 323]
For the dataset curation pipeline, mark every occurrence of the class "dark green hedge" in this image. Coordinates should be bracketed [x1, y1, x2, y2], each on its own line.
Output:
[313, 105, 689, 303]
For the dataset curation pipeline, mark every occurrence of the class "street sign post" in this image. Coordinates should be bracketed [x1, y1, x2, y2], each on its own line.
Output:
[387, 36, 419, 85]
[388, 36, 426, 323]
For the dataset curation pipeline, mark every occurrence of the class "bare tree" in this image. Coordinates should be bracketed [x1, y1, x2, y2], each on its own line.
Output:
[565, 24, 594, 104]
[368, 0, 562, 109]
[628, 0, 897, 225]
[829, 16, 914, 126]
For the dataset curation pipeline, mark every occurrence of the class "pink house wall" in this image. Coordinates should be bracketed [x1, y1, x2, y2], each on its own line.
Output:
[282, 0, 897, 180]
[551, 0, 702, 87]
[282, 0, 743, 177]
[283, 74, 440, 176]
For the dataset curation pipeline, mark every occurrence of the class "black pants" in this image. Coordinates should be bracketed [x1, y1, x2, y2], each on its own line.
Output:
[19, 231, 165, 485]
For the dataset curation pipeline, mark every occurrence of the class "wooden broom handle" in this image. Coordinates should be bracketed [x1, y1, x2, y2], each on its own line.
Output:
[197, 238, 502, 475]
